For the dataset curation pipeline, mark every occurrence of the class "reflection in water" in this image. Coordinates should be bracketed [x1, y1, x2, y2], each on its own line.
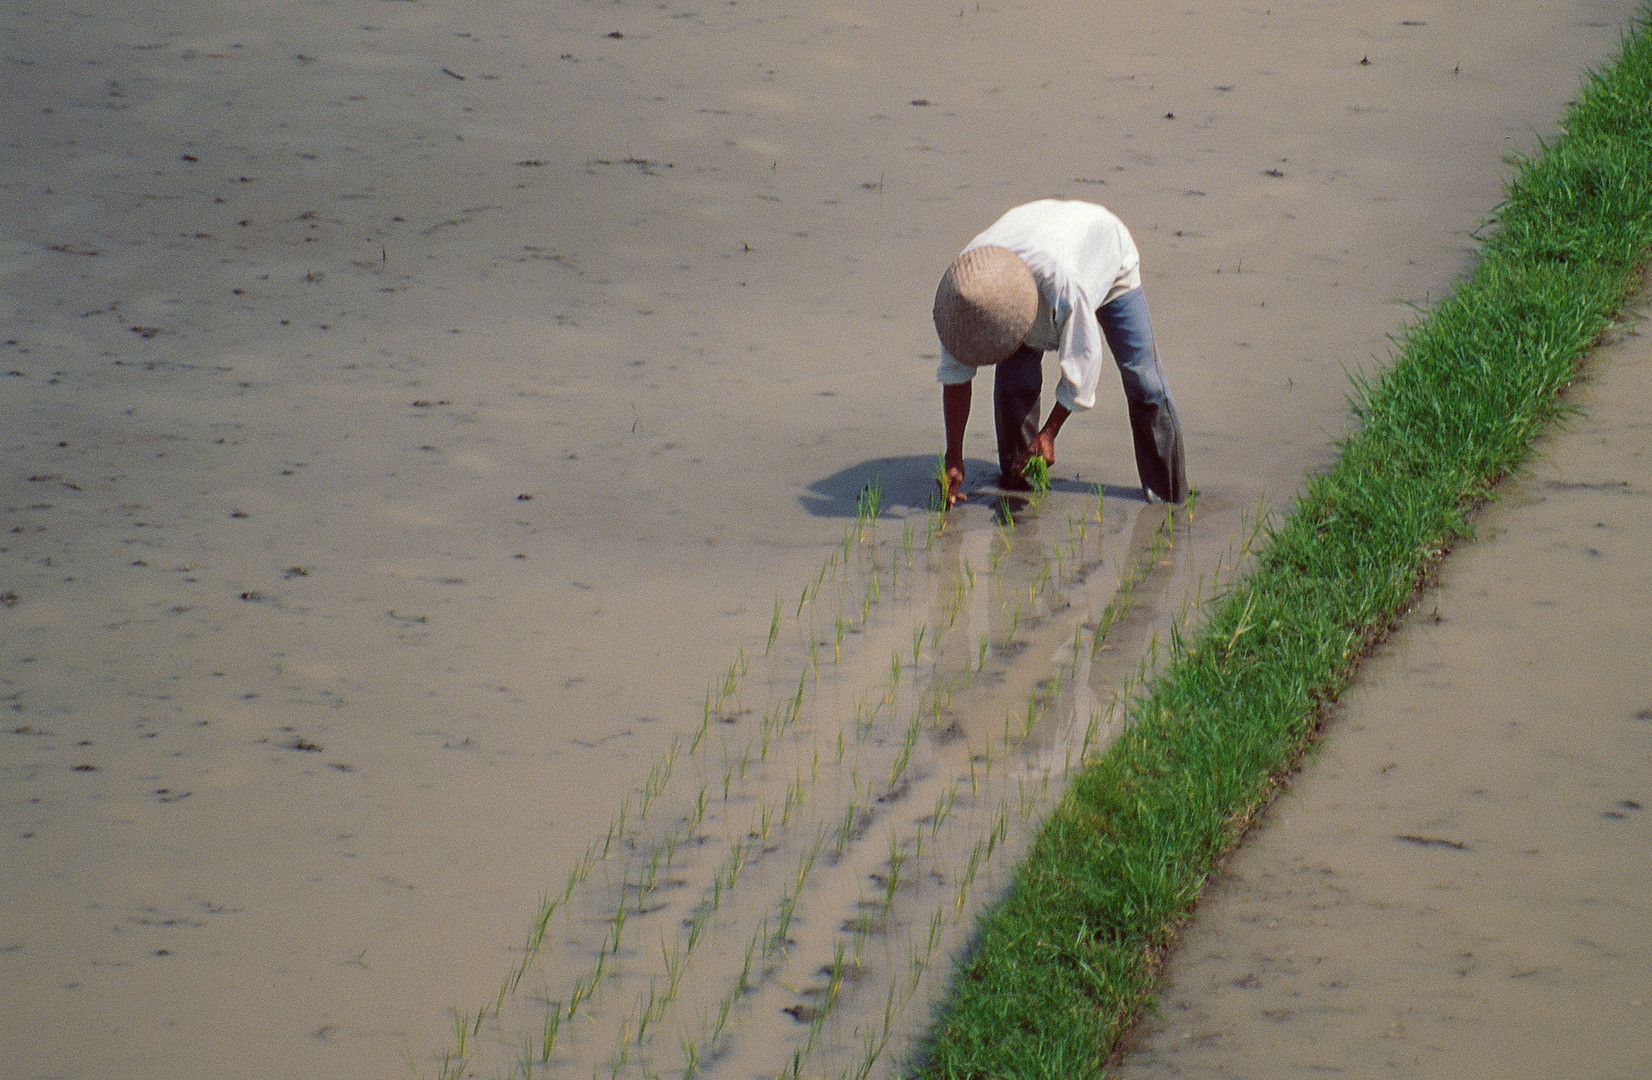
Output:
[444, 491, 1205, 1079]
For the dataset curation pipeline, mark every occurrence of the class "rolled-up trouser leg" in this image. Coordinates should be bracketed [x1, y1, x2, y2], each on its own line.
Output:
[993, 343, 1043, 487]
[1097, 287, 1188, 503]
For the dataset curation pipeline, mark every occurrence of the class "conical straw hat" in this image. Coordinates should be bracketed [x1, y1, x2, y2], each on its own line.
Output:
[932, 245, 1038, 366]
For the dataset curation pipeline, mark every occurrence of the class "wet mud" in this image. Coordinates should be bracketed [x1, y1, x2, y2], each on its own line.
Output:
[1112, 285, 1652, 1078]
[0, 1, 1640, 1078]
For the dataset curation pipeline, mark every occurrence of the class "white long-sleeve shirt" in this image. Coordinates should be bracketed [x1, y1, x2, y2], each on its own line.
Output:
[936, 199, 1142, 411]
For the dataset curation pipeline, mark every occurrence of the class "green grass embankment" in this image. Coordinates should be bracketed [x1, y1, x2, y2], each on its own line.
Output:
[917, 11, 1652, 1078]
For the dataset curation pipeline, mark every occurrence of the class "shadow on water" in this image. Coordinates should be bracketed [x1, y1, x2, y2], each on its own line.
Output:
[801, 454, 1147, 518]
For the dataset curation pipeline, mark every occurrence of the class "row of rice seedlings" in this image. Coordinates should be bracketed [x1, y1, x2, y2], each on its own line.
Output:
[457, 497, 1104, 1076]
[736, 533, 1114, 1078]
[774, 769, 976, 1078]
[1087, 510, 1179, 658]
[652, 827, 838, 1076]
[509, 682, 812, 1072]
[776, 498, 1191, 1079]
[987, 527, 1011, 574]
[775, 779, 1032, 1080]
[607, 655, 935, 1075]
[600, 808, 826, 1075]
[435, 523, 909, 1076]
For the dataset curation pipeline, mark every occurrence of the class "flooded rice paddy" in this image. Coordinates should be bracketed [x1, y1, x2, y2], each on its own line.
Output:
[0, 1, 1639, 1077]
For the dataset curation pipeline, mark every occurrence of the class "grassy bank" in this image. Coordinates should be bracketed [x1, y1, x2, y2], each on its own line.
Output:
[916, 11, 1652, 1079]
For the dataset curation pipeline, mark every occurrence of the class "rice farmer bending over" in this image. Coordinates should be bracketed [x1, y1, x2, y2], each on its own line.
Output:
[933, 198, 1187, 506]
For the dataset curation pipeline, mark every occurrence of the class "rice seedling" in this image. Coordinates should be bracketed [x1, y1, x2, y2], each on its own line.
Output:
[736, 928, 760, 994]
[638, 740, 679, 819]
[1020, 456, 1051, 512]
[906, 937, 928, 996]
[711, 985, 736, 1046]
[888, 713, 921, 789]
[451, 1011, 470, 1060]
[689, 784, 708, 835]
[783, 769, 806, 826]
[770, 891, 798, 952]
[787, 668, 807, 727]
[848, 987, 896, 1080]
[568, 971, 590, 1018]
[931, 785, 956, 836]
[881, 834, 907, 915]
[679, 1034, 698, 1078]
[609, 888, 630, 956]
[727, 836, 748, 889]
[661, 935, 689, 999]
[600, 803, 624, 859]
[834, 800, 859, 857]
[1076, 708, 1104, 768]
[954, 836, 986, 917]
[634, 980, 660, 1044]
[685, 904, 710, 957]
[927, 682, 952, 729]
[766, 593, 782, 655]
[527, 895, 560, 954]
[911, 623, 925, 666]
[856, 474, 883, 540]
[984, 806, 1007, 862]
[1030, 560, 1051, 606]
[541, 1003, 562, 1062]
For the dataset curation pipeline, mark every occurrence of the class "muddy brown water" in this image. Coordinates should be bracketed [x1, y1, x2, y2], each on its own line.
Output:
[0, 2, 1640, 1078]
[1110, 283, 1652, 1078]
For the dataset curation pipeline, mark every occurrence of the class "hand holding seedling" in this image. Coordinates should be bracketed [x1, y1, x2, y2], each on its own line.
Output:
[1024, 403, 1067, 471]
[1020, 454, 1052, 495]
[942, 462, 967, 506]
[941, 382, 972, 507]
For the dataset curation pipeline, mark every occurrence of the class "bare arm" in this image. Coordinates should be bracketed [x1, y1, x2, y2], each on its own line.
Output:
[942, 381, 972, 506]
[1028, 402, 1070, 468]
